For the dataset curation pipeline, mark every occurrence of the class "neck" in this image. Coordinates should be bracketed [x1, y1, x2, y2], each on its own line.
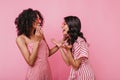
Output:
[30, 29, 35, 38]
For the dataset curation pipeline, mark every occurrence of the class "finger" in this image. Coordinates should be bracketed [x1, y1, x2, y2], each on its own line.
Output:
[36, 27, 42, 36]
[66, 45, 72, 49]
[52, 39, 58, 45]
[52, 40, 62, 47]
[67, 45, 72, 48]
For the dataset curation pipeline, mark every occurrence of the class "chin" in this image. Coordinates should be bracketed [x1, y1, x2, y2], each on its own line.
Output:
[63, 34, 66, 37]
[63, 34, 69, 39]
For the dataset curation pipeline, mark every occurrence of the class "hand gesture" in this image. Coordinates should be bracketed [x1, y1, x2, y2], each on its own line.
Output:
[52, 39, 72, 50]
[35, 26, 43, 42]
[51, 39, 64, 48]
[62, 44, 72, 51]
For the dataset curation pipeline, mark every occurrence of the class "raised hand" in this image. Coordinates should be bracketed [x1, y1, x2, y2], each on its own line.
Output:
[51, 38, 72, 50]
[35, 26, 44, 42]
[63, 44, 72, 51]
[51, 39, 63, 48]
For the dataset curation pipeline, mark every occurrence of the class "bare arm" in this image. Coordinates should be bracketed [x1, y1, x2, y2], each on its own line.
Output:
[66, 41, 89, 70]
[65, 49, 83, 70]
[52, 39, 86, 70]
[48, 45, 59, 56]
[43, 38, 59, 57]
[51, 39, 70, 65]
[16, 37, 40, 66]
[59, 48, 70, 66]
[16, 26, 43, 66]
[61, 47, 87, 70]
[51, 37, 88, 70]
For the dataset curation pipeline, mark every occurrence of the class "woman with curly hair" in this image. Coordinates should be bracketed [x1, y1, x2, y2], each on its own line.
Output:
[15, 8, 59, 80]
[52, 16, 95, 80]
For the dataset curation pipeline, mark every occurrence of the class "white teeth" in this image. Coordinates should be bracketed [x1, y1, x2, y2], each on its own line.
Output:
[37, 24, 40, 26]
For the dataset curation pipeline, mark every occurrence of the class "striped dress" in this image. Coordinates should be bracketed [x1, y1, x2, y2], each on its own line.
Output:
[68, 37, 95, 80]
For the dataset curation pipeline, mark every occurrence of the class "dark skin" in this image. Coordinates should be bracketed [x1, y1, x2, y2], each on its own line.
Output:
[16, 16, 59, 67]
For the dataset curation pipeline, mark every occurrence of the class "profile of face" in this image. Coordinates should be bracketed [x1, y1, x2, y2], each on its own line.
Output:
[32, 14, 44, 39]
[33, 14, 42, 29]
[61, 21, 69, 39]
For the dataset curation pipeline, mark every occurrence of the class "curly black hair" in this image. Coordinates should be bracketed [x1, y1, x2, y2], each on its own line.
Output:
[15, 8, 44, 38]
[64, 16, 87, 45]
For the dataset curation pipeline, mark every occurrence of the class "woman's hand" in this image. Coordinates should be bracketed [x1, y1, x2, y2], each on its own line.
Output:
[62, 44, 72, 51]
[35, 26, 43, 42]
[51, 39, 64, 48]
[52, 39, 72, 50]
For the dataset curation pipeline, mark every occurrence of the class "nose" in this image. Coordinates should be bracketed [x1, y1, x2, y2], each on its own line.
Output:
[61, 24, 64, 28]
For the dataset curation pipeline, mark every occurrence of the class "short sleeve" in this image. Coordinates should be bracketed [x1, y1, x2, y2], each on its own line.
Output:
[72, 40, 88, 60]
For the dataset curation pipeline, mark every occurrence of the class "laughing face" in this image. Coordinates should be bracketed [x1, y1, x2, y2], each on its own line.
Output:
[61, 21, 69, 39]
[33, 14, 42, 29]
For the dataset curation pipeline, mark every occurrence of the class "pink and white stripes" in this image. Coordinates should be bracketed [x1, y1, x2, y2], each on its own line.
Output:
[69, 37, 95, 80]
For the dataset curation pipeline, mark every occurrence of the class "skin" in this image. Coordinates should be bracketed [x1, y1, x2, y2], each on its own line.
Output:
[52, 21, 87, 70]
[16, 14, 59, 67]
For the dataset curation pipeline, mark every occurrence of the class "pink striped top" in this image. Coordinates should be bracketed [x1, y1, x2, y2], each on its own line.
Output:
[68, 37, 95, 80]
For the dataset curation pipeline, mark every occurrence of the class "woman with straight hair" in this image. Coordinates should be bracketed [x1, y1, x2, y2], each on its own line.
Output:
[52, 16, 95, 80]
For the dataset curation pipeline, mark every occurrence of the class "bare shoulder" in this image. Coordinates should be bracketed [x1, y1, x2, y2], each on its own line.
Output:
[16, 35, 25, 45]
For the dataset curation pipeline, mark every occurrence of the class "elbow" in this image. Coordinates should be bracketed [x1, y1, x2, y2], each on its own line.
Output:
[48, 50, 52, 57]
[73, 63, 81, 71]
[48, 51, 55, 57]
[26, 60, 35, 67]
[48, 52, 51, 57]
[28, 62, 34, 67]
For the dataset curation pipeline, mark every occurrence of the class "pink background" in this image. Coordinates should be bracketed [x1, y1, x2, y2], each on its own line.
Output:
[0, 0, 120, 80]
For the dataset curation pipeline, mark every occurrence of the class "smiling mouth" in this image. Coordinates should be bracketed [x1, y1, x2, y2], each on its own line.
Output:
[37, 23, 40, 26]
[63, 29, 65, 32]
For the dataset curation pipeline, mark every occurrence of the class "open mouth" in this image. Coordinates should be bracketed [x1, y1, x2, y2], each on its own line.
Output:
[37, 23, 40, 26]
[63, 29, 65, 32]
[37, 24, 42, 28]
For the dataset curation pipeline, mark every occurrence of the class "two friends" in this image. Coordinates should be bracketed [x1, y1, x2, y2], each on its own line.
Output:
[15, 8, 94, 80]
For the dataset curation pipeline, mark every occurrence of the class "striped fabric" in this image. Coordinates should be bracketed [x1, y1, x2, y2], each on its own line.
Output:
[68, 37, 95, 80]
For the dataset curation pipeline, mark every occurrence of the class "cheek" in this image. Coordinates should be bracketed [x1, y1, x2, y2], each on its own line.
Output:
[62, 30, 68, 36]
[62, 27, 68, 34]
[32, 23, 35, 28]
[33, 23, 37, 29]
[34, 26, 37, 29]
